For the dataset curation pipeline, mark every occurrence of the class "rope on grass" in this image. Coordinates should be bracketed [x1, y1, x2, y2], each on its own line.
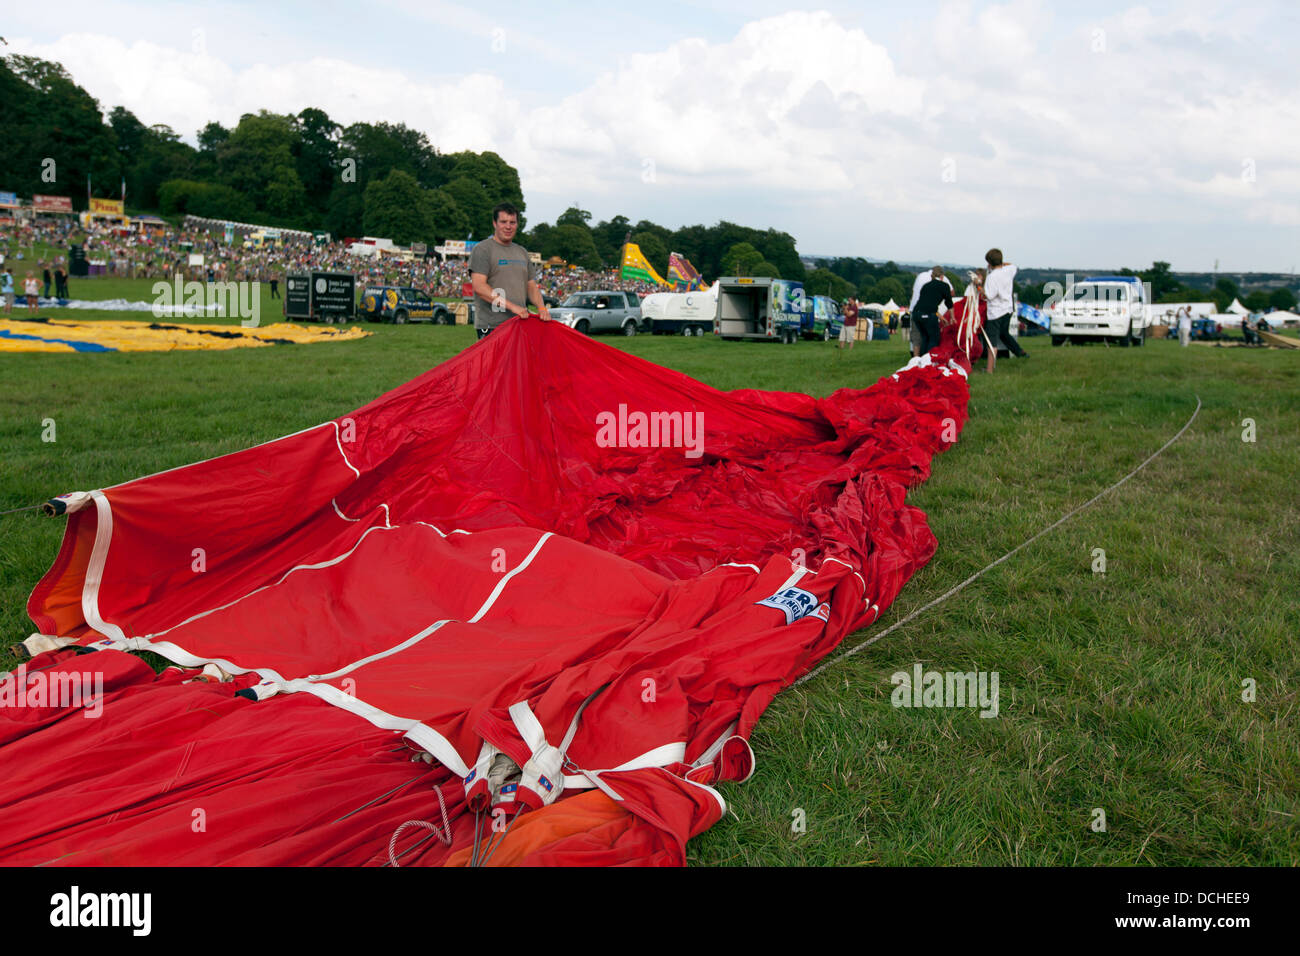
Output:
[793, 395, 1203, 688]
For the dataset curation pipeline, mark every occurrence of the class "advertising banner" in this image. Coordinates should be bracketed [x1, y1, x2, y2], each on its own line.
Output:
[310, 272, 356, 319]
[284, 274, 312, 319]
[33, 195, 74, 213]
[90, 198, 125, 217]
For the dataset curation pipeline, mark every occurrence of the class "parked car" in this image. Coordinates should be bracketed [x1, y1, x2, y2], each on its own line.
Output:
[1192, 317, 1223, 341]
[800, 294, 845, 340]
[359, 286, 454, 324]
[554, 291, 643, 335]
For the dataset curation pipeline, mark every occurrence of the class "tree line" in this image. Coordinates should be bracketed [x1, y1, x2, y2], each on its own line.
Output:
[0, 54, 523, 241]
[1117, 262, 1296, 313]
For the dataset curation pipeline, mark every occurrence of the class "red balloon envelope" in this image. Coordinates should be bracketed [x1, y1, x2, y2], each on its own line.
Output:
[5, 316, 971, 865]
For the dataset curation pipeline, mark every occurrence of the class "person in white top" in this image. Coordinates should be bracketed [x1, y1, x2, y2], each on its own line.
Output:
[983, 248, 1025, 372]
[909, 268, 952, 357]
[1178, 305, 1192, 347]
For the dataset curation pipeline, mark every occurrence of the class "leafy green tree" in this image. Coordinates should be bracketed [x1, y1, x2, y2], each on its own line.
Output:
[667, 223, 709, 274]
[803, 267, 856, 301]
[753, 228, 805, 280]
[556, 206, 593, 228]
[1140, 261, 1181, 300]
[633, 219, 672, 246]
[363, 169, 432, 245]
[1015, 281, 1043, 306]
[630, 231, 668, 276]
[521, 221, 555, 256]
[830, 256, 875, 288]
[873, 276, 907, 305]
[424, 187, 469, 243]
[262, 163, 310, 223]
[1243, 291, 1270, 312]
[131, 125, 198, 211]
[291, 107, 340, 221]
[109, 106, 147, 162]
[215, 111, 309, 225]
[1268, 287, 1297, 311]
[158, 179, 255, 221]
[443, 175, 492, 238]
[0, 55, 121, 208]
[198, 121, 230, 155]
[193, 121, 228, 179]
[721, 242, 766, 276]
[591, 215, 631, 267]
[446, 150, 525, 226]
[325, 184, 366, 239]
[551, 223, 602, 271]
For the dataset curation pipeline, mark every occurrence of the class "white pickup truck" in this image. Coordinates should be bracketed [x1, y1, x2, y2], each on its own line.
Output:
[1051, 275, 1150, 347]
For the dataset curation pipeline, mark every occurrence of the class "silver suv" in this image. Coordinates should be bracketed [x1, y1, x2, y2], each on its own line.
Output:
[554, 291, 643, 335]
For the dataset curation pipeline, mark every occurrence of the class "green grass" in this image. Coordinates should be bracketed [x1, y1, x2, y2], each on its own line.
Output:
[2, 279, 1297, 866]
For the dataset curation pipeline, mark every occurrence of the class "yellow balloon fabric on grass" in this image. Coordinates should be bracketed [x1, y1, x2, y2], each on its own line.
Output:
[0, 319, 370, 353]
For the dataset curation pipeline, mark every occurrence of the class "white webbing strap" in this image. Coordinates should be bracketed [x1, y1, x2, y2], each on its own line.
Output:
[506, 686, 607, 807]
[562, 741, 688, 790]
[509, 701, 565, 807]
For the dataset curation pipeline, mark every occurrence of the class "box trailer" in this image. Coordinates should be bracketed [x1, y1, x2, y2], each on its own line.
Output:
[284, 271, 357, 324]
[713, 277, 805, 343]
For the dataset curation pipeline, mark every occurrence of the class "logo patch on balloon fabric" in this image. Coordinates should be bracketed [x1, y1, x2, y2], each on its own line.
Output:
[755, 586, 820, 625]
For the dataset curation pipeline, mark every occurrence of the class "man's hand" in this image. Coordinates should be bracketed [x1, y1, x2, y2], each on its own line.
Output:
[537, 304, 551, 321]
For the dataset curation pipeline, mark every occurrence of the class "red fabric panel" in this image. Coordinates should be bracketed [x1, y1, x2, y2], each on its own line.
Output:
[10, 317, 971, 865]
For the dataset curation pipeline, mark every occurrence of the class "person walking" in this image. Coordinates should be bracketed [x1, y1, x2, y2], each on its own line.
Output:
[983, 248, 1025, 369]
[1179, 306, 1192, 347]
[2, 268, 14, 315]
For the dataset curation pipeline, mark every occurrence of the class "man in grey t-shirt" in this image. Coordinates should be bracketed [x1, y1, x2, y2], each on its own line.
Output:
[468, 203, 549, 338]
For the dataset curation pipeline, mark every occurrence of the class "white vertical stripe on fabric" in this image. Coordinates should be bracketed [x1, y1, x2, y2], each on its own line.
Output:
[332, 420, 361, 478]
[81, 490, 126, 643]
[468, 532, 552, 624]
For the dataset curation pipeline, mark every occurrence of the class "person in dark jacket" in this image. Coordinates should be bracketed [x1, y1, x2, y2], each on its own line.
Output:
[913, 266, 953, 356]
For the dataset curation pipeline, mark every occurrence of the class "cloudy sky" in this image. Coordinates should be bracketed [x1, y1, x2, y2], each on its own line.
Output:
[8, 0, 1299, 271]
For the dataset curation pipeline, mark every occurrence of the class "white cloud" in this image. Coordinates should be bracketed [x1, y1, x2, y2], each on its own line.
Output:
[8, 3, 1300, 269]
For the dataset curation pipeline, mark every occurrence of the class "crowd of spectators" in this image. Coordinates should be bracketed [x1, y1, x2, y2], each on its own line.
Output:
[0, 215, 667, 303]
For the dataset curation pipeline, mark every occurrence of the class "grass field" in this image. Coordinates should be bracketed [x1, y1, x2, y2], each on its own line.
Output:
[2, 279, 1297, 866]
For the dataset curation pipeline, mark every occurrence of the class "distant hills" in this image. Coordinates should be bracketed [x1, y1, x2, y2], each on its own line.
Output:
[801, 255, 1298, 295]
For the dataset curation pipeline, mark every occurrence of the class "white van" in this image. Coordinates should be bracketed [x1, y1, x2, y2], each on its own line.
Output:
[1052, 275, 1149, 347]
